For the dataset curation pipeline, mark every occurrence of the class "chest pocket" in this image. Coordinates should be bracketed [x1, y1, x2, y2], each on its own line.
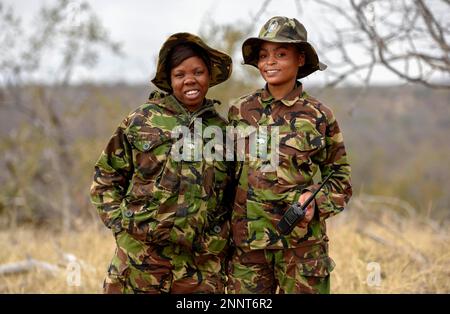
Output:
[128, 131, 173, 182]
[277, 127, 325, 186]
[281, 129, 324, 154]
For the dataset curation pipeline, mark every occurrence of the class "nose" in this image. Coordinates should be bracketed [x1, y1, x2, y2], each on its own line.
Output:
[184, 75, 196, 85]
[267, 54, 276, 65]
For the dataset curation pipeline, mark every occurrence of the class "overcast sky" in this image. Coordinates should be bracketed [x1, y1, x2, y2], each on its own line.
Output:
[3, 0, 443, 86]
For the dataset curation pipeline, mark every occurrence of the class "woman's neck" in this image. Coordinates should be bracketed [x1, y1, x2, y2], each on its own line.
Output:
[267, 80, 296, 100]
[185, 101, 204, 113]
[173, 95, 204, 113]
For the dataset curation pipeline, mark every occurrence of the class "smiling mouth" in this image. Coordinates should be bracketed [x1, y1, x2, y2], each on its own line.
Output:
[265, 69, 280, 76]
[184, 89, 200, 99]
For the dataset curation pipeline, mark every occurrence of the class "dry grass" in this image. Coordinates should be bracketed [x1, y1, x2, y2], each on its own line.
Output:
[1, 198, 449, 293]
[329, 196, 450, 293]
[0, 223, 115, 293]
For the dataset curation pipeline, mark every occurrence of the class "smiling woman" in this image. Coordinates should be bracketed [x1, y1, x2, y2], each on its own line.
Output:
[89, 32, 235, 294]
[168, 44, 211, 111]
[257, 42, 305, 99]
[226, 16, 351, 294]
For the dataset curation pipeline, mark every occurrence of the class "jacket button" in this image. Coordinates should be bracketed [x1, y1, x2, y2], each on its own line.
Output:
[124, 210, 133, 218]
[213, 225, 221, 233]
[142, 142, 150, 151]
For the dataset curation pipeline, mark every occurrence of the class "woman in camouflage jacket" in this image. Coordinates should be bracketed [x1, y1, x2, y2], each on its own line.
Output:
[226, 17, 352, 294]
[90, 33, 235, 293]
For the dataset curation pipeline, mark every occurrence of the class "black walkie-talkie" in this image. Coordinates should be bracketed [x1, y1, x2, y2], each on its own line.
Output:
[277, 170, 335, 235]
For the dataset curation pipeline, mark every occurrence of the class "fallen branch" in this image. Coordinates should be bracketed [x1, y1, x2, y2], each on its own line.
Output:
[59, 252, 96, 273]
[0, 251, 96, 277]
[0, 258, 61, 276]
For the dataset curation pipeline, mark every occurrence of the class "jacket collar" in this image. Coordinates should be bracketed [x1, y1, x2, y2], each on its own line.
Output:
[260, 81, 304, 107]
[149, 92, 215, 117]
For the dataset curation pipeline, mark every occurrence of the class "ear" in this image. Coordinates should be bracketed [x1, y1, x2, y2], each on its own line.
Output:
[298, 52, 306, 67]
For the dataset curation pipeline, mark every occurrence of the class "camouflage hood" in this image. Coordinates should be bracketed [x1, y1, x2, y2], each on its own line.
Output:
[152, 32, 232, 92]
[242, 16, 327, 79]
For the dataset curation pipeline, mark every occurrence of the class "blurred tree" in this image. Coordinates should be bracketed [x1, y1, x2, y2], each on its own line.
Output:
[0, 0, 121, 229]
[199, 21, 262, 105]
[304, 0, 450, 88]
[202, 0, 448, 90]
[198, 0, 272, 105]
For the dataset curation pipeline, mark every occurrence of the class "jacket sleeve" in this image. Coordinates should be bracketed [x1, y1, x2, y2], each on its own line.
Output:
[89, 117, 133, 232]
[307, 108, 352, 221]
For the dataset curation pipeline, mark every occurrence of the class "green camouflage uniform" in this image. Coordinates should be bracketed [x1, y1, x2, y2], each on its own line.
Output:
[225, 16, 352, 294]
[90, 92, 235, 293]
[226, 82, 352, 294]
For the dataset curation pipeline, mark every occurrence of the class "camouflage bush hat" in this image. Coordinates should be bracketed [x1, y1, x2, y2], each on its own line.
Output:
[242, 16, 327, 79]
[152, 32, 232, 92]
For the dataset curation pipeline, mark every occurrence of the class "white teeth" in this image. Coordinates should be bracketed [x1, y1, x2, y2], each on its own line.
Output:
[185, 90, 199, 96]
[266, 70, 278, 74]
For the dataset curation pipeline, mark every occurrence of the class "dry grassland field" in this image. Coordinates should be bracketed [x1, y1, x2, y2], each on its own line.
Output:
[1, 197, 448, 293]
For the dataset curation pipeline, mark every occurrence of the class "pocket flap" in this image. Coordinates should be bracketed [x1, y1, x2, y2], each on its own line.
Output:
[128, 129, 170, 152]
[282, 130, 324, 152]
[298, 256, 335, 277]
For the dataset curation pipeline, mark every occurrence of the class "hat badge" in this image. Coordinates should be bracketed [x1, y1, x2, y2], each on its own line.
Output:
[267, 20, 278, 34]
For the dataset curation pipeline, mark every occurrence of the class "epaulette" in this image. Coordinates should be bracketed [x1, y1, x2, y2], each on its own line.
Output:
[213, 100, 229, 122]
[210, 98, 222, 106]
[147, 90, 167, 103]
[241, 89, 262, 101]
[228, 89, 261, 109]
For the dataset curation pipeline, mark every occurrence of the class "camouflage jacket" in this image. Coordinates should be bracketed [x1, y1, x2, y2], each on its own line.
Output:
[90, 93, 235, 255]
[228, 82, 352, 250]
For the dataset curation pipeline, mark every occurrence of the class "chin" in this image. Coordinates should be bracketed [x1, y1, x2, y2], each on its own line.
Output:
[265, 79, 284, 86]
[261, 75, 279, 84]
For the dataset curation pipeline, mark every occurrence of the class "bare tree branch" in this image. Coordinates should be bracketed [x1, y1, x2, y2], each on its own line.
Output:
[0, 0, 122, 229]
[302, 0, 450, 88]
